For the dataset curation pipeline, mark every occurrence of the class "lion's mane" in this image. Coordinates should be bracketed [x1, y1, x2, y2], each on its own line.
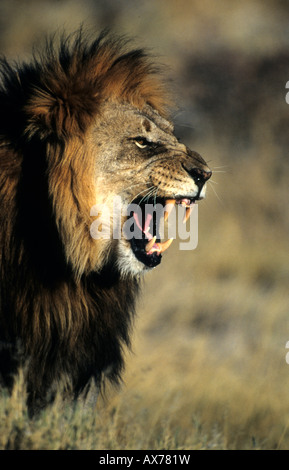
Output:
[0, 31, 169, 414]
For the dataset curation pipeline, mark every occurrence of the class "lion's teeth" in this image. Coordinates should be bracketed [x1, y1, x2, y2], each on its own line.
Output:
[145, 236, 157, 252]
[145, 236, 173, 254]
[183, 206, 194, 223]
[165, 199, 176, 205]
[143, 213, 152, 234]
[164, 199, 175, 221]
[159, 238, 174, 253]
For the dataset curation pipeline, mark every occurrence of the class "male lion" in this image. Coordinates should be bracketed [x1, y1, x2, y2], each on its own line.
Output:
[0, 31, 211, 415]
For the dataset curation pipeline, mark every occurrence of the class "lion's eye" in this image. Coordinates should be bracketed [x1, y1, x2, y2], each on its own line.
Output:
[134, 137, 150, 149]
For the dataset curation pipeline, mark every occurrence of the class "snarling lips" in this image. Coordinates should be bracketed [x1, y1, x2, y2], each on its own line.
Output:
[127, 198, 195, 268]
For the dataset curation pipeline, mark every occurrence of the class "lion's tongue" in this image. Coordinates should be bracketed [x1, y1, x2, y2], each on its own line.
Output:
[133, 212, 152, 237]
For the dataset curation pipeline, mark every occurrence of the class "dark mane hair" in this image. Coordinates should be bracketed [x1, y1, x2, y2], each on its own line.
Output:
[0, 30, 170, 415]
[0, 30, 169, 142]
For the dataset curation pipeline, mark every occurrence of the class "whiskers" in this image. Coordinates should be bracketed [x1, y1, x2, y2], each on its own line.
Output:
[211, 168, 228, 174]
[138, 186, 159, 206]
[207, 180, 223, 205]
[207, 162, 230, 173]
[124, 184, 159, 205]
[206, 164, 227, 206]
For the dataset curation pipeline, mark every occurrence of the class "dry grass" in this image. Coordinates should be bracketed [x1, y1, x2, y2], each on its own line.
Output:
[1, 0, 289, 451]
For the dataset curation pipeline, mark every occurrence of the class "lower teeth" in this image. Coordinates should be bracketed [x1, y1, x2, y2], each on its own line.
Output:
[145, 236, 173, 255]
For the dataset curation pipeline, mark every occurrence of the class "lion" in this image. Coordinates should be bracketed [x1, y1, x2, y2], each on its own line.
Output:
[0, 31, 211, 415]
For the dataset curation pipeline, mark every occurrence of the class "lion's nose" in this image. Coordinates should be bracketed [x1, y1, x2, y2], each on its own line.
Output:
[190, 167, 212, 183]
[182, 164, 212, 188]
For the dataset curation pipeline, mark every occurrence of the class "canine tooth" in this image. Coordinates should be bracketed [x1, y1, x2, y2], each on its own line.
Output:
[164, 199, 176, 221]
[145, 236, 157, 252]
[165, 199, 176, 205]
[183, 206, 194, 223]
[144, 214, 152, 234]
[159, 238, 174, 253]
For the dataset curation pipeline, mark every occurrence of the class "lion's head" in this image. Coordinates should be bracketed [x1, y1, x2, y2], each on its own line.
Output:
[89, 101, 211, 276]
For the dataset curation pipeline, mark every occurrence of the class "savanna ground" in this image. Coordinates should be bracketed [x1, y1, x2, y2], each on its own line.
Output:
[1, 0, 289, 450]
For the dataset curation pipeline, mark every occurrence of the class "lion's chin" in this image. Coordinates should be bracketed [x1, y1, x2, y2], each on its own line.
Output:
[130, 236, 163, 269]
[116, 240, 156, 276]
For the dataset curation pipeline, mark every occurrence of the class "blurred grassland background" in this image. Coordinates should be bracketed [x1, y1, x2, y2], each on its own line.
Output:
[1, 0, 289, 450]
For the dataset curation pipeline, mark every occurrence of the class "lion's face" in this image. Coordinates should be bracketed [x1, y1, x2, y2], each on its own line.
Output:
[88, 101, 211, 276]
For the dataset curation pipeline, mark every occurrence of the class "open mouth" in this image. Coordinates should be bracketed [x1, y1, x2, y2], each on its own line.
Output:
[125, 197, 196, 268]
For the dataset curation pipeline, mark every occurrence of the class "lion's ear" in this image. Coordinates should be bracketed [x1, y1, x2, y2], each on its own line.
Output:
[25, 81, 100, 139]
